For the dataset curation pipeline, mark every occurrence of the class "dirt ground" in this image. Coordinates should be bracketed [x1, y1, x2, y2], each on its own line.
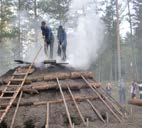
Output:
[96, 104, 142, 128]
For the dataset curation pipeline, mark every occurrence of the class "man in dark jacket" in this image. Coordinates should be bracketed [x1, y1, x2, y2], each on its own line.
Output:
[57, 25, 67, 61]
[41, 21, 54, 59]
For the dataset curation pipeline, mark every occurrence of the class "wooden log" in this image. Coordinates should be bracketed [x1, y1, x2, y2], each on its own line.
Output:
[2, 71, 94, 84]
[28, 76, 44, 82]
[128, 98, 142, 106]
[0, 96, 99, 108]
[34, 96, 99, 106]
[44, 71, 93, 81]
[44, 73, 70, 81]
[22, 81, 100, 94]
[14, 67, 35, 74]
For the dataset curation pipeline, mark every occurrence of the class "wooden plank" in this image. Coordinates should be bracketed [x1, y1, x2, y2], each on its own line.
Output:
[45, 102, 50, 128]
[67, 85, 87, 126]
[87, 99, 105, 123]
[0, 110, 5, 112]
[10, 91, 23, 128]
[81, 75, 122, 123]
[10, 79, 24, 82]
[14, 60, 31, 64]
[56, 78, 74, 128]
[0, 103, 9, 107]
[2, 91, 17, 93]
[43, 60, 56, 64]
[13, 73, 27, 76]
[7, 85, 20, 87]
[0, 97, 14, 99]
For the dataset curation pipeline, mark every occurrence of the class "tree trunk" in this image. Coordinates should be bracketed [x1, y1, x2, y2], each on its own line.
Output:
[127, 0, 139, 80]
[34, 0, 38, 43]
[0, 0, 3, 42]
[17, 0, 22, 60]
[116, 0, 122, 81]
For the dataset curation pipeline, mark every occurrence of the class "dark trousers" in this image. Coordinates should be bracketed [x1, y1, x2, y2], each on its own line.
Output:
[57, 43, 66, 60]
[119, 88, 126, 104]
[44, 37, 54, 59]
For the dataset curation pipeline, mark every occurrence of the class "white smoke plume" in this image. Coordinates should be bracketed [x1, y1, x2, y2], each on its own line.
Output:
[67, 0, 104, 70]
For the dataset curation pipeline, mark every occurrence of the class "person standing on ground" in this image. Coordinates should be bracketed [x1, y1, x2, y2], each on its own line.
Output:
[118, 78, 126, 104]
[130, 81, 137, 99]
[57, 25, 67, 61]
[41, 21, 54, 59]
[105, 82, 112, 96]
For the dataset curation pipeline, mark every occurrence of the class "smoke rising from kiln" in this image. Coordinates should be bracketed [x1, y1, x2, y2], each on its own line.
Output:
[67, 0, 104, 69]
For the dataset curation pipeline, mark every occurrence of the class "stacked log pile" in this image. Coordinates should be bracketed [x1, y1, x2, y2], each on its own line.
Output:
[1, 71, 100, 94]
[0, 66, 129, 128]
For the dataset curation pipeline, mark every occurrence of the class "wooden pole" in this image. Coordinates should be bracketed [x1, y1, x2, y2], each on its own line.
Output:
[10, 91, 23, 128]
[98, 88, 124, 117]
[45, 102, 49, 128]
[100, 87, 128, 114]
[87, 99, 105, 123]
[67, 85, 87, 127]
[81, 75, 122, 122]
[56, 78, 74, 128]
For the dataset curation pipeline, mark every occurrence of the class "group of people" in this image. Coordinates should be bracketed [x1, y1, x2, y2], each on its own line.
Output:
[131, 81, 142, 99]
[41, 21, 67, 60]
[105, 79, 142, 103]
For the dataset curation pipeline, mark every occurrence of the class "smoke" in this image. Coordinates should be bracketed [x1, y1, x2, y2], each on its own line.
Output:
[67, 0, 104, 70]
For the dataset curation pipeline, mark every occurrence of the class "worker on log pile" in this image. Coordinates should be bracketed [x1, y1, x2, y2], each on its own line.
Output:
[57, 25, 67, 61]
[41, 21, 54, 59]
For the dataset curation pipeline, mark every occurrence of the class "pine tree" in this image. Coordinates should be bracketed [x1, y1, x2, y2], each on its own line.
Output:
[0, 0, 18, 42]
[38, 0, 71, 25]
[133, 0, 142, 78]
[101, 0, 118, 81]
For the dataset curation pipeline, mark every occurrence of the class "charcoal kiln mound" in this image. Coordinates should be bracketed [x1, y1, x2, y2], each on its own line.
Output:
[0, 64, 129, 128]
